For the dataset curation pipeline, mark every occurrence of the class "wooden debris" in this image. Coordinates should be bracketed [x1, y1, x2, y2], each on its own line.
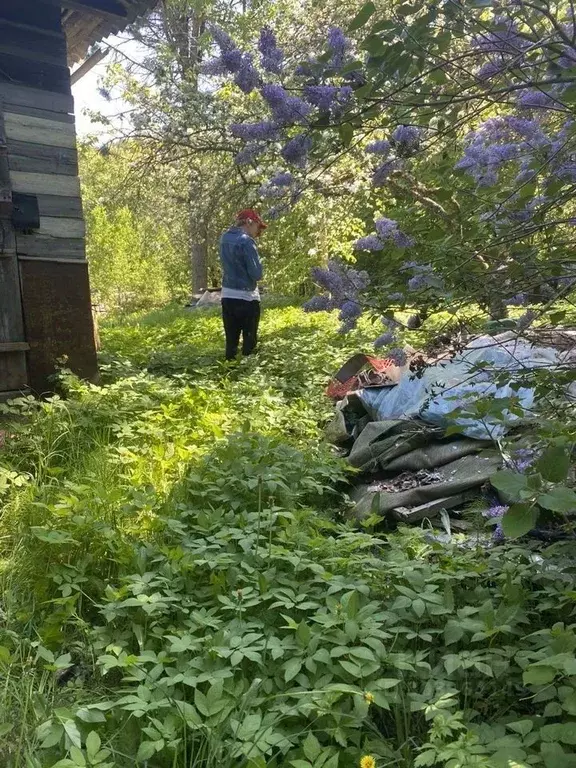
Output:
[392, 492, 477, 523]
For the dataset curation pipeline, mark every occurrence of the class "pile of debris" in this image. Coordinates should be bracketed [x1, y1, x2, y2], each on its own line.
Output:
[326, 330, 576, 529]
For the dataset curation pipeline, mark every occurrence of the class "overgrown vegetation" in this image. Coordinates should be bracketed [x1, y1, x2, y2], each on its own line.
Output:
[0, 305, 575, 767]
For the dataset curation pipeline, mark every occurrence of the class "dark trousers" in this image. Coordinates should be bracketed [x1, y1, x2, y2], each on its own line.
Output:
[221, 298, 261, 360]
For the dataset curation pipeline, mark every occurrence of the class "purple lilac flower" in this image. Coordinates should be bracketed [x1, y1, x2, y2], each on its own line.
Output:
[406, 314, 420, 329]
[328, 27, 349, 68]
[387, 348, 408, 366]
[338, 317, 358, 334]
[259, 184, 287, 199]
[366, 140, 391, 155]
[372, 217, 414, 248]
[199, 57, 228, 76]
[234, 54, 259, 93]
[222, 49, 243, 73]
[372, 160, 400, 187]
[374, 331, 396, 348]
[559, 44, 576, 69]
[231, 121, 279, 141]
[484, 505, 509, 519]
[261, 84, 311, 126]
[408, 273, 433, 291]
[476, 59, 506, 81]
[311, 265, 345, 295]
[381, 315, 400, 330]
[269, 172, 293, 186]
[339, 300, 362, 322]
[493, 522, 505, 542]
[281, 133, 312, 167]
[552, 161, 576, 183]
[353, 235, 384, 251]
[259, 27, 284, 74]
[375, 217, 398, 240]
[472, 17, 527, 56]
[303, 295, 330, 312]
[391, 125, 421, 151]
[517, 309, 537, 330]
[483, 505, 508, 541]
[337, 86, 353, 105]
[455, 116, 550, 187]
[234, 143, 265, 165]
[343, 268, 370, 292]
[512, 447, 537, 472]
[208, 24, 236, 53]
[504, 293, 527, 306]
[304, 85, 339, 111]
[388, 292, 404, 301]
[517, 89, 556, 110]
[559, 274, 576, 288]
[394, 231, 415, 247]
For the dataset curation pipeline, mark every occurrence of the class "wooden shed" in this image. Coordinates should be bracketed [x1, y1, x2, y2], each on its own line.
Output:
[0, 0, 156, 400]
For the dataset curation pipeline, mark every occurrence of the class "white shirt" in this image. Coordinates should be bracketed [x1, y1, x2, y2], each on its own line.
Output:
[221, 286, 260, 302]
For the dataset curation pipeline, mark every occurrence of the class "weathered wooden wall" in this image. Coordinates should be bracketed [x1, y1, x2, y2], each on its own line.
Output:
[0, 0, 97, 395]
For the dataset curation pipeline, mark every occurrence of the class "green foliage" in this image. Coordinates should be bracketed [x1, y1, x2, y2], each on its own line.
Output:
[1, 306, 576, 767]
[79, 143, 190, 312]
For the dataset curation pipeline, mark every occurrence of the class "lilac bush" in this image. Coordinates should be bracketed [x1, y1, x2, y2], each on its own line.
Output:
[203, 3, 576, 341]
[304, 260, 370, 332]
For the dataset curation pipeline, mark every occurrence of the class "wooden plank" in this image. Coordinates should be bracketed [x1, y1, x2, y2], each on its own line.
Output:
[39, 216, 85, 238]
[16, 233, 85, 258]
[5, 112, 77, 149]
[18, 255, 88, 264]
[37, 193, 83, 219]
[11, 171, 81, 197]
[0, 99, 28, 392]
[0, 342, 30, 352]
[0, 43, 68, 69]
[7, 140, 78, 176]
[0, 3, 62, 33]
[0, 83, 73, 114]
[0, 2, 62, 32]
[3, 103, 75, 124]
[0, 239, 25, 340]
[0, 21, 68, 58]
[71, 47, 109, 85]
[20, 258, 98, 393]
[0, 51, 71, 95]
[42, 0, 128, 20]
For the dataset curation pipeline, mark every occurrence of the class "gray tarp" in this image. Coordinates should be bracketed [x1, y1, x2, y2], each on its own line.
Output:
[347, 419, 491, 473]
[358, 332, 565, 440]
[351, 452, 502, 520]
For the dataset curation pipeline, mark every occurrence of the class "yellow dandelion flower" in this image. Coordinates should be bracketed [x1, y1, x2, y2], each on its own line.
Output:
[360, 755, 376, 768]
[364, 692, 375, 704]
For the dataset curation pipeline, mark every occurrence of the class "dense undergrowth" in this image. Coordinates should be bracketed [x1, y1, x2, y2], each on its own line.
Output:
[0, 304, 575, 768]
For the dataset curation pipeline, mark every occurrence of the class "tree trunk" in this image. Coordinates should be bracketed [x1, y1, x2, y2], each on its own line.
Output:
[190, 240, 208, 294]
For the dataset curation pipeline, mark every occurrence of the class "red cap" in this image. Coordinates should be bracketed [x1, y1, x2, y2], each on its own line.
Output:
[236, 209, 267, 229]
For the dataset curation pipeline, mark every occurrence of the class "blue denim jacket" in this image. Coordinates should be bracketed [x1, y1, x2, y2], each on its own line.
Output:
[219, 227, 263, 291]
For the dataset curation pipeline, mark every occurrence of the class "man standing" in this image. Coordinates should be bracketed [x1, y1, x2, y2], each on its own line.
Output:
[219, 209, 266, 361]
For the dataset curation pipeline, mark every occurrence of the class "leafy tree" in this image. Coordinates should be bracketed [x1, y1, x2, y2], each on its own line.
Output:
[80, 142, 189, 311]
